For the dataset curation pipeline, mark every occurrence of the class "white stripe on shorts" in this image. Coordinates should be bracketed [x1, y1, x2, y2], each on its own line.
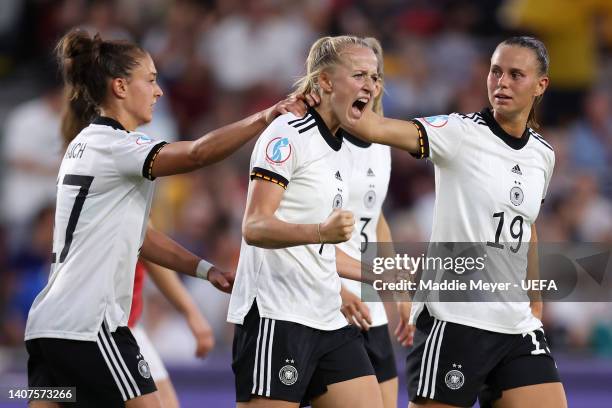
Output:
[265, 320, 276, 397]
[96, 333, 128, 401]
[103, 324, 141, 397]
[428, 321, 447, 398]
[97, 326, 135, 400]
[251, 317, 264, 394]
[257, 319, 270, 396]
[417, 318, 444, 397]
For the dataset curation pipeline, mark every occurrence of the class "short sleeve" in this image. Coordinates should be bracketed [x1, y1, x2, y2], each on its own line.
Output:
[412, 114, 466, 165]
[249, 118, 298, 190]
[541, 151, 555, 203]
[110, 132, 168, 180]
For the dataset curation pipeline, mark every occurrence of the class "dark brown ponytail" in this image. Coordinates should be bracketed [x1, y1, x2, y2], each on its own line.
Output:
[55, 29, 146, 143]
[500, 36, 549, 130]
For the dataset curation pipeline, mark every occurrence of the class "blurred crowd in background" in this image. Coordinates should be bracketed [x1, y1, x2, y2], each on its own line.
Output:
[0, 0, 611, 372]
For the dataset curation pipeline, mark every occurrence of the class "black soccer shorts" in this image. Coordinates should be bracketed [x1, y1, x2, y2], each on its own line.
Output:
[406, 306, 560, 407]
[232, 301, 375, 405]
[362, 324, 397, 383]
[26, 323, 156, 407]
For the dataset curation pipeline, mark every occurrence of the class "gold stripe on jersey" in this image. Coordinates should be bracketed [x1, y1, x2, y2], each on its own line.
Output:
[142, 141, 169, 181]
[410, 120, 429, 159]
[250, 167, 288, 189]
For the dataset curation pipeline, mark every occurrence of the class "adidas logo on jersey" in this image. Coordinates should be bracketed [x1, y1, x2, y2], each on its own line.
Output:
[511, 164, 522, 175]
[367, 168, 375, 177]
[335, 171, 342, 181]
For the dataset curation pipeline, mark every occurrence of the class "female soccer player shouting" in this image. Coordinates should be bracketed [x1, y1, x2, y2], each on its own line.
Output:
[228, 36, 384, 408]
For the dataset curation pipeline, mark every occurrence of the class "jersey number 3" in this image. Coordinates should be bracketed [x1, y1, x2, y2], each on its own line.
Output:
[52, 174, 94, 263]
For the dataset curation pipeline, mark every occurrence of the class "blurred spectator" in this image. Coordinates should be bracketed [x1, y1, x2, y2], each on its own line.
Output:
[1, 204, 54, 346]
[199, 0, 314, 93]
[568, 88, 612, 198]
[1, 69, 63, 250]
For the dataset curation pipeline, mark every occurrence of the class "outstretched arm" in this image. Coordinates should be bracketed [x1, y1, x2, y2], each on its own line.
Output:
[151, 97, 308, 177]
[528, 223, 543, 319]
[140, 224, 234, 293]
[342, 108, 422, 154]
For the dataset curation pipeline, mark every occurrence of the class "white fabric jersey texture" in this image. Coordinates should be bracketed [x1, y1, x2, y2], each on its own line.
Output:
[338, 133, 391, 327]
[227, 109, 353, 331]
[408, 109, 555, 334]
[25, 117, 166, 341]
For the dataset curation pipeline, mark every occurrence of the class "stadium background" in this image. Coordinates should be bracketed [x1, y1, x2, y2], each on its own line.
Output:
[0, 0, 610, 406]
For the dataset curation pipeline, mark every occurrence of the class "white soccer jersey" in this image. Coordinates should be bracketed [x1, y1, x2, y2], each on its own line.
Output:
[338, 133, 391, 327]
[25, 117, 167, 341]
[409, 108, 555, 334]
[227, 109, 352, 331]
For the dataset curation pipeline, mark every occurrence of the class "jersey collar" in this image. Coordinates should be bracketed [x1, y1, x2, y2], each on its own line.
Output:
[340, 129, 371, 148]
[480, 108, 529, 150]
[92, 116, 129, 132]
[308, 107, 343, 151]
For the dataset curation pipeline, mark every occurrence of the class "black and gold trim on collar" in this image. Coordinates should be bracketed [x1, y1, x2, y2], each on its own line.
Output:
[480, 108, 530, 150]
[308, 107, 343, 151]
[250, 167, 289, 189]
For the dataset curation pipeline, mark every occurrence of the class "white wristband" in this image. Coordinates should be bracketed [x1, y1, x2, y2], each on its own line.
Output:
[196, 259, 213, 280]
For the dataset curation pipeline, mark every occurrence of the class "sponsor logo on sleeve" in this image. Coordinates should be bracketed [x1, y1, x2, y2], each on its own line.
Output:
[422, 115, 449, 128]
[136, 135, 153, 145]
[265, 137, 292, 164]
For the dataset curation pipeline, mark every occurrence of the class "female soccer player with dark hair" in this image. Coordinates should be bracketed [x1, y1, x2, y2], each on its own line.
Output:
[25, 29, 306, 408]
[340, 36, 567, 408]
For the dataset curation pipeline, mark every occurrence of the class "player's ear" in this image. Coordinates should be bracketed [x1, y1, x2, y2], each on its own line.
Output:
[110, 77, 129, 99]
[318, 70, 333, 93]
[534, 75, 548, 97]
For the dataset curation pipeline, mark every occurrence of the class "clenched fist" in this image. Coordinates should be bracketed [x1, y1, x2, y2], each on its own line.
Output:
[319, 209, 354, 244]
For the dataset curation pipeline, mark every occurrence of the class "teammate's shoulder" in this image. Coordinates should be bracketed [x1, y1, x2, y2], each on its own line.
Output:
[528, 128, 554, 152]
[262, 112, 315, 142]
[281, 111, 317, 134]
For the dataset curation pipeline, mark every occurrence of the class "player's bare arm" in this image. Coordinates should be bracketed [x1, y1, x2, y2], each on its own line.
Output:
[150, 96, 308, 178]
[527, 223, 543, 319]
[341, 107, 421, 154]
[140, 225, 234, 293]
[242, 179, 354, 249]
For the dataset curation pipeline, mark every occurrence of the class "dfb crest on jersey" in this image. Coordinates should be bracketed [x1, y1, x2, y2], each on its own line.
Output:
[138, 359, 151, 379]
[444, 369, 464, 390]
[333, 194, 343, 209]
[279, 365, 298, 386]
[510, 186, 524, 206]
[422, 115, 449, 128]
[364, 190, 376, 209]
[265, 137, 292, 164]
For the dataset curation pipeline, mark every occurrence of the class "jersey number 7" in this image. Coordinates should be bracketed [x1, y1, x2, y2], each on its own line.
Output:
[52, 174, 94, 263]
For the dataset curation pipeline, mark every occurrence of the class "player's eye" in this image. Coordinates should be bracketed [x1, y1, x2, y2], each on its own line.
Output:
[353, 73, 365, 79]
